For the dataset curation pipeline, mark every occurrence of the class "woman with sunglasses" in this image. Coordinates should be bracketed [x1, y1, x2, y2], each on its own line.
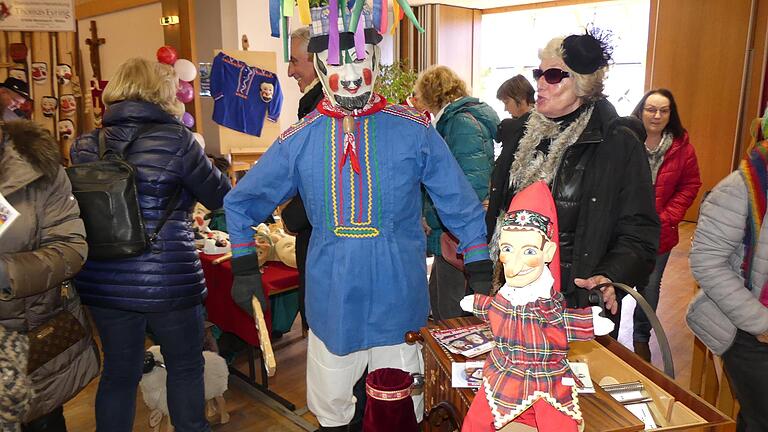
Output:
[630, 89, 701, 361]
[486, 32, 659, 339]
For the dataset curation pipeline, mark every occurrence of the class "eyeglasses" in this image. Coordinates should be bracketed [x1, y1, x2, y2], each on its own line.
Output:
[532, 68, 570, 84]
[643, 106, 671, 116]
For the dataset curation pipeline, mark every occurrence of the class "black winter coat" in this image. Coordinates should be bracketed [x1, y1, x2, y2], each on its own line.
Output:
[70, 100, 231, 312]
[488, 99, 659, 307]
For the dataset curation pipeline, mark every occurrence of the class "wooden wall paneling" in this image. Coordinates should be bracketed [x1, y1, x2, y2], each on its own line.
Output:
[75, 0, 158, 20]
[648, 0, 753, 221]
[57, 32, 80, 162]
[31, 32, 55, 134]
[435, 5, 474, 85]
[735, 0, 768, 161]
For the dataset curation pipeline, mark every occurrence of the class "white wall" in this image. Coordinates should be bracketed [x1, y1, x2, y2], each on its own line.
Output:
[77, 3, 165, 81]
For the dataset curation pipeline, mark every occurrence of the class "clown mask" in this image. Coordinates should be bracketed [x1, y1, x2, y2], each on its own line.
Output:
[314, 44, 380, 112]
[498, 228, 556, 288]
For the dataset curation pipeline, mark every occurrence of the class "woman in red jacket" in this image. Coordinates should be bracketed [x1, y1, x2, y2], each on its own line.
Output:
[631, 89, 702, 361]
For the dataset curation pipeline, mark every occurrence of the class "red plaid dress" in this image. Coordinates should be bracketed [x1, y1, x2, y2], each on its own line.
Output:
[472, 290, 594, 429]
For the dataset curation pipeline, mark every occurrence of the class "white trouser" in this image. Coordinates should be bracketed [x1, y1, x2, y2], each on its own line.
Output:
[306, 330, 424, 427]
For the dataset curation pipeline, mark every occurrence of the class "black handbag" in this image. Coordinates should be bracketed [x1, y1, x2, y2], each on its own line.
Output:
[66, 127, 180, 260]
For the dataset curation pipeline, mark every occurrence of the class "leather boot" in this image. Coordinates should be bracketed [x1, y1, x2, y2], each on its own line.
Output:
[633, 341, 652, 362]
[317, 426, 348, 432]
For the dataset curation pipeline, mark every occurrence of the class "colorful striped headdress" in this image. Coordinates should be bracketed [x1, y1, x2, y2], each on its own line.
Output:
[268, 0, 424, 62]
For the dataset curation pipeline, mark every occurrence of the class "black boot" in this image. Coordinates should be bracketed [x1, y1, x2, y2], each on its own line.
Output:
[317, 426, 349, 432]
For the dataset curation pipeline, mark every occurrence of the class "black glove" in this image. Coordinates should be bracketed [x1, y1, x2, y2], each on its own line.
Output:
[465, 259, 493, 296]
[230, 255, 268, 316]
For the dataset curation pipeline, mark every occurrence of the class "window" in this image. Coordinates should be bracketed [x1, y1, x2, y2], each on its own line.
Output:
[479, 0, 650, 118]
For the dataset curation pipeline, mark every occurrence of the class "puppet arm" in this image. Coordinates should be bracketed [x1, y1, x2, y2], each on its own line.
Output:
[460, 294, 492, 322]
[562, 307, 597, 341]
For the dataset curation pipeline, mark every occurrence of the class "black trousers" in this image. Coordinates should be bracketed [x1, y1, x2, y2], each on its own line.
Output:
[722, 330, 768, 432]
[23, 406, 66, 432]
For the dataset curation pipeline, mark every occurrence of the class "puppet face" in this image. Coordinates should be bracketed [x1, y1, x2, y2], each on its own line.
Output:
[56, 64, 72, 85]
[260, 82, 274, 103]
[498, 228, 556, 288]
[9, 69, 26, 82]
[41, 96, 57, 117]
[32, 63, 48, 82]
[58, 120, 74, 140]
[314, 44, 379, 111]
[60, 94, 76, 117]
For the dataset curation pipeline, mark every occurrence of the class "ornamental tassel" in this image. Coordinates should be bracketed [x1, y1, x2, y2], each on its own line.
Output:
[339, 116, 361, 175]
[394, 0, 425, 32]
[390, 0, 400, 35]
[328, 0, 341, 65]
[298, 0, 311, 25]
[349, 0, 366, 59]
[380, 0, 388, 34]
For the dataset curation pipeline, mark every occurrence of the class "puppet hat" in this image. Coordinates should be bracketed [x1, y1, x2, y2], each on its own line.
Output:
[501, 181, 561, 291]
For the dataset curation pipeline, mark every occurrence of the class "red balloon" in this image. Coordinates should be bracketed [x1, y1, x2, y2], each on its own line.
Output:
[176, 80, 194, 103]
[156, 46, 178, 65]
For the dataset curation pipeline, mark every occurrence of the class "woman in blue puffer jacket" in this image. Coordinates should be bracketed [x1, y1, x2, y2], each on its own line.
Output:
[414, 65, 499, 320]
[70, 58, 230, 432]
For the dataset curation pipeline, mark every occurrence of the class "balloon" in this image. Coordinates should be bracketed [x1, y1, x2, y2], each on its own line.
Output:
[182, 112, 195, 128]
[156, 46, 178, 65]
[174, 59, 197, 82]
[192, 132, 205, 149]
[176, 80, 194, 103]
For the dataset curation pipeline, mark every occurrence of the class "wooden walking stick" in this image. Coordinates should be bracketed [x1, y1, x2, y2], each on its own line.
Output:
[252, 296, 276, 377]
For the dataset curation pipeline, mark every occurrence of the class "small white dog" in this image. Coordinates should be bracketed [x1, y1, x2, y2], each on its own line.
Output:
[139, 346, 230, 432]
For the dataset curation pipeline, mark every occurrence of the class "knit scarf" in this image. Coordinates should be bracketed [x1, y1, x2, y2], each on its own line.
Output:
[646, 132, 673, 184]
[508, 104, 594, 194]
[739, 140, 768, 307]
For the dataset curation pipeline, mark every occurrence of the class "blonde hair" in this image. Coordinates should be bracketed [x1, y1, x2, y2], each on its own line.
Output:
[414, 65, 469, 112]
[103, 57, 184, 116]
[538, 37, 606, 103]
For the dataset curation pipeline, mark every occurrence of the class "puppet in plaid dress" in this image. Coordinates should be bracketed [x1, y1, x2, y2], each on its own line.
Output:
[460, 181, 615, 431]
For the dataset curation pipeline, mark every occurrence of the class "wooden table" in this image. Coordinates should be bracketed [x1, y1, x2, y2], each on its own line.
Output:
[418, 317, 735, 432]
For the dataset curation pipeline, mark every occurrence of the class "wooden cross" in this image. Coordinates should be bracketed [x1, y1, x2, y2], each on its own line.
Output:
[85, 20, 105, 81]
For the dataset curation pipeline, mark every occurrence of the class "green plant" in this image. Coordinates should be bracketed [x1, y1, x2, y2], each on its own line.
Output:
[375, 61, 418, 104]
[307, 0, 328, 7]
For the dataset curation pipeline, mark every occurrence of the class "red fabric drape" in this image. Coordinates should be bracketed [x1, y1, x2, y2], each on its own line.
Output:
[200, 252, 299, 346]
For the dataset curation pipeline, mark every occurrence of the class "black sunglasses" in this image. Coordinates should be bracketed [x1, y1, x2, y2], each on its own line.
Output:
[532, 68, 571, 84]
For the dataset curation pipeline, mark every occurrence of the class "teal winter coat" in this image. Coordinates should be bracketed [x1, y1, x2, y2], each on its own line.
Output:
[425, 97, 499, 255]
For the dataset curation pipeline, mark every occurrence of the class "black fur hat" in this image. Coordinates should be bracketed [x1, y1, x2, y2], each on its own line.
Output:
[562, 28, 613, 74]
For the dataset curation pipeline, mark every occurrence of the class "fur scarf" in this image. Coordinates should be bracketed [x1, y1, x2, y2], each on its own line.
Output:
[0, 121, 61, 181]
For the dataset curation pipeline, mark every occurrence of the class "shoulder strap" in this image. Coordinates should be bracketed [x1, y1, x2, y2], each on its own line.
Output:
[98, 124, 156, 160]
[149, 186, 182, 244]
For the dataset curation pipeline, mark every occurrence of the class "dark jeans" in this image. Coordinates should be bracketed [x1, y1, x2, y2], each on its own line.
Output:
[89, 304, 210, 432]
[22, 406, 66, 432]
[633, 252, 671, 342]
[722, 330, 768, 432]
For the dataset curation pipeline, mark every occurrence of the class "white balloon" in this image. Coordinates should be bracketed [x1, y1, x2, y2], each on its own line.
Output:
[192, 132, 205, 149]
[174, 59, 197, 82]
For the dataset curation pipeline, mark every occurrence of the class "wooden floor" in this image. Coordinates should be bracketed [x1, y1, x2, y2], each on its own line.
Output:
[63, 222, 700, 431]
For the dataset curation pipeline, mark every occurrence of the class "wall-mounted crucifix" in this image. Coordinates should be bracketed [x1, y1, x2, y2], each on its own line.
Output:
[85, 20, 106, 81]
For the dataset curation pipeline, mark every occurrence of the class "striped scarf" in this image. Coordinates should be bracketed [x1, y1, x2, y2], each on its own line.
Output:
[739, 140, 768, 307]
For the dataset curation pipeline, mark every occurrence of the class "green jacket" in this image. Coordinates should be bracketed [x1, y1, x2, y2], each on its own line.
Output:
[425, 97, 499, 255]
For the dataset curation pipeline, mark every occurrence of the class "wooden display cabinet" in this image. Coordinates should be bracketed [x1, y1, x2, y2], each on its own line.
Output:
[416, 317, 735, 432]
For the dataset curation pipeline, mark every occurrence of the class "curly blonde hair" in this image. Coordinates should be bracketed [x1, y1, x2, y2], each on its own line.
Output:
[538, 37, 606, 103]
[414, 65, 469, 113]
[103, 57, 184, 117]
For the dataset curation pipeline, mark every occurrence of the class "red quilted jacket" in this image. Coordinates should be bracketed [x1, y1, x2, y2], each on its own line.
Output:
[654, 131, 702, 253]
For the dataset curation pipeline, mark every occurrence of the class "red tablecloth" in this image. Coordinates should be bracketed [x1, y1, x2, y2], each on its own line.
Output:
[200, 252, 299, 346]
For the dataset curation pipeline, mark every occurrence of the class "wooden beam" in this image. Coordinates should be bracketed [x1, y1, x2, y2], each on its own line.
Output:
[75, 0, 158, 20]
[483, 0, 613, 15]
